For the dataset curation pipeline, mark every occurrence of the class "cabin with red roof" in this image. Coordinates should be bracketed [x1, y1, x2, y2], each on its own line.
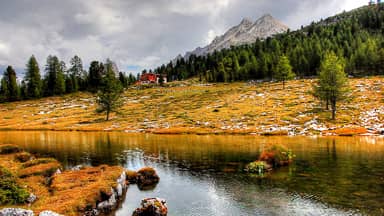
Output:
[137, 73, 167, 84]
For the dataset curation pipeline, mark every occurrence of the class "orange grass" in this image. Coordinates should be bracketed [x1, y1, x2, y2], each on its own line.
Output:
[18, 162, 61, 178]
[0, 77, 383, 135]
[0, 146, 125, 216]
[327, 127, 368, 136]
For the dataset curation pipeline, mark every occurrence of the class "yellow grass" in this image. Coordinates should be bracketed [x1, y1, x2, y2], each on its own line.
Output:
[0, 145, 124, 216]
[0, 77, 382, 135]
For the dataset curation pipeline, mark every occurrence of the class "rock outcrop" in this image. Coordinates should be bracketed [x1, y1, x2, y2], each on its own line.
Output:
[132, 198, 167, 216]
[96, 171, 127, 213]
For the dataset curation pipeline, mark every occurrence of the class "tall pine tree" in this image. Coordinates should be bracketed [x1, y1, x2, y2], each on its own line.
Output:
[1, 66, 20, 101]
[25, 55, 42, 98]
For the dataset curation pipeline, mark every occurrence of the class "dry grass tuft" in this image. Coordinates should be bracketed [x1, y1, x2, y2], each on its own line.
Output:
[14, 152, 33, 162]
[45, 165, 123, 214]
[327, 127, 368, 136]
[0, 144, 22, 154]
[19, 162, 61, 178]
[22, 158, 58, 168]
[126, 170, 138, 183]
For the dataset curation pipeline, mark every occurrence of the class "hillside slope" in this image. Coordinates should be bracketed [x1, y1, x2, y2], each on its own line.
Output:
[155, 3, 384, 83]
[0, 77, 383, 136]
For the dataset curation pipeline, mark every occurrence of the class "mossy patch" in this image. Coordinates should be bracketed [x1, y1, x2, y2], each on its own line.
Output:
[0, 165, 29, 204]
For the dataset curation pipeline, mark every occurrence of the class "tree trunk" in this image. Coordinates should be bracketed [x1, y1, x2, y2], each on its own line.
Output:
[326, 99, 329, 110]
[106, 109, 110, 121]
[283, 80, 285, 89]
[331, 100, 336, 120]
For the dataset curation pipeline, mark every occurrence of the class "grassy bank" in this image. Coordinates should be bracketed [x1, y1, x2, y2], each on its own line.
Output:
[0, 77, 383, 136]
[0, 144, 124, 215]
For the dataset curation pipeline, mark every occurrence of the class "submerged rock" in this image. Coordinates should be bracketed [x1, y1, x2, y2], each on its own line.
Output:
[132, 198, 167, 216]
[136, 167, 160, 190]
[0, 208, 34, 216]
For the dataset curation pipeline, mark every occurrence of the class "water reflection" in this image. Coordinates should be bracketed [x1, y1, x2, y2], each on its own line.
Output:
[0, 131, 383, 215]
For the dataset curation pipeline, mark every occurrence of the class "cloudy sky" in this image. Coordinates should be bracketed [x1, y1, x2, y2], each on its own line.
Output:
[0, 0, 367, 75]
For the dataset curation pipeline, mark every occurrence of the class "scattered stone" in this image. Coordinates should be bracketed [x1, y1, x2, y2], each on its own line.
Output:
[70, 165, 83, 171]
[27, 193, 37, 204]
[38, 211, 63, 216]
[132, 198, 167, 216]
[54, 169, 61, 175]
[0, 208, 34, 216]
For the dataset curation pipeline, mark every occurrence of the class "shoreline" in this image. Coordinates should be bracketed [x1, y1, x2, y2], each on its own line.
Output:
[0, 126, 382, 137]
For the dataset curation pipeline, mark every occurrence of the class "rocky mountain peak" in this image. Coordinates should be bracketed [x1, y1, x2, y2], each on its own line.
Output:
[240, 17, 253, 26]
[182, 14, 288, 60]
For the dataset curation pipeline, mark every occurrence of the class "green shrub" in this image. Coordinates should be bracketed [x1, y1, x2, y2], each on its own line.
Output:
[0, 166, 29, 204]
[245, 161, 269, 174]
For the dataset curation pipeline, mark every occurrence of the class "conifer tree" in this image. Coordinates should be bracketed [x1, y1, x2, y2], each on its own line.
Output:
[275, 55, 295, 89]
[69, 55, 85, 91]
[96, 60, 123, 121]
[1, 66, 20, 101]
[44, 56, 65, 96]
[313, 52, 350, 120]
[25, 55, 42, 98]
[88, 61, 104, 93]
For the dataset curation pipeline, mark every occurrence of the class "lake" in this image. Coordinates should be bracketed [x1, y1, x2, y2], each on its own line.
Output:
[0, 131, 383, 216]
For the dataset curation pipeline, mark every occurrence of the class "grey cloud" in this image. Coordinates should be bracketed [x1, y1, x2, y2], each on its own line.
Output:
[0, 0, 366, 75]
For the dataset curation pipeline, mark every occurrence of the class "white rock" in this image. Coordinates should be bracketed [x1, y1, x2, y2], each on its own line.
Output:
[38, 211, 63, 216]
[0, 208, 34, 216]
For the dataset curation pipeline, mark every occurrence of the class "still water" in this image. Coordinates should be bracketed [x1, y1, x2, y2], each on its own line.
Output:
[0, 131, 383, 216]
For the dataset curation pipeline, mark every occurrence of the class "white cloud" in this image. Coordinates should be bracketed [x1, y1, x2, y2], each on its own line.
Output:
[205, 30, 217, 44]
[0, 42, 9, 55]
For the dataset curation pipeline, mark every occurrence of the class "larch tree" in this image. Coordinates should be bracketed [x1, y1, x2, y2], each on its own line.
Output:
[275, 55, 295, 89]
[96, 60, 123, 121]
[313, 51, 350, 120]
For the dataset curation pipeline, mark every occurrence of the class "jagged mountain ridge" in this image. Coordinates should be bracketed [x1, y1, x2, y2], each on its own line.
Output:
[182, 14, 289, 60]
